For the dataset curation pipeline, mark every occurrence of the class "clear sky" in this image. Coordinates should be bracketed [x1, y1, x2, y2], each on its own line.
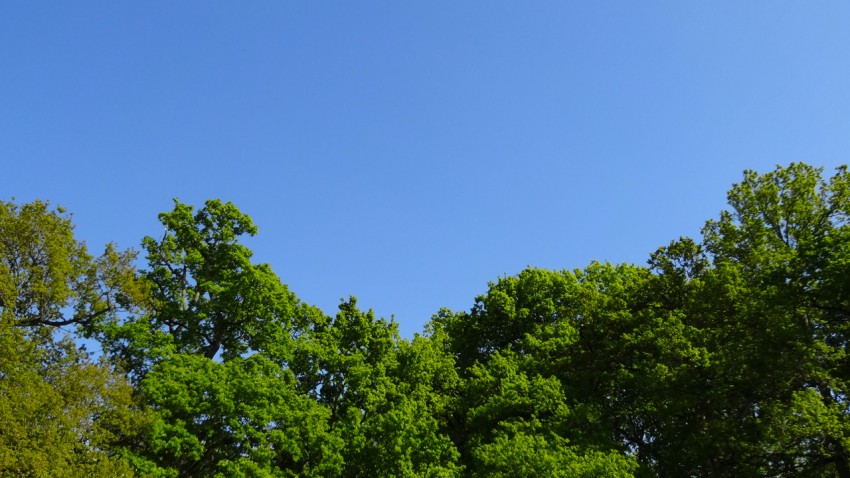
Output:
[3, 2, 849, 337]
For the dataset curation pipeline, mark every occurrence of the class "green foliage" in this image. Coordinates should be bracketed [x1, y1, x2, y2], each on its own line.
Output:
[432, 164, 850, 476]
[0, 199, 141, 330]
[93, 200, 340, 476]
[0, 199, 152, 477]
[459, 349, 637, 477]
[100, 199, 300, 377]
[0, 327, 148, 477]
[472, 432, 636, 478]
[305, 298, 462, 477]
[141, 353, 342, 477]
[699, 163, 850, 476]
[7, 163, 850, 476]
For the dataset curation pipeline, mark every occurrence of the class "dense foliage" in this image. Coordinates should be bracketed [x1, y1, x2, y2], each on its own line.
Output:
[2, 163, 849, 476]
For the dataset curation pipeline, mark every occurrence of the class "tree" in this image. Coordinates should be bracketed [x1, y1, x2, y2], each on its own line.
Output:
[300, 298, 462, 477]
[699, 163, 850, 476]
[0, 199, 140, 331]
[463, 350, 637, 477]
[100, 199, 301, 377]
[100, 199, 348, 476]
[433, 266, 649, 476]
[609, 163, 850, 476]
[0, 199, 150, 476]
[140, 352, 343, 477]
[0, 328, 149, 477]
[8, 163, 849, 476]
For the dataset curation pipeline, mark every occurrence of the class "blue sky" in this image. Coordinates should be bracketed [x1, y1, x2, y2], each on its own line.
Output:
[3, 2, 849, 337]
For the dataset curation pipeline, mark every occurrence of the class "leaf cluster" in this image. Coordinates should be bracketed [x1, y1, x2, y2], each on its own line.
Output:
[5, 163, 850, 476]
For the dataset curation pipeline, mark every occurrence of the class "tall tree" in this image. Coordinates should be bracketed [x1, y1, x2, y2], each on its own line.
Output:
[433, 266, 649, 476]
[0, 199, 150, 476]
[300, 298, 462, 477]
[100, 199, 301, 377]
[0, 199, 140, 330]
[700, 163, 850, 476]
[100, 199, 348, 476]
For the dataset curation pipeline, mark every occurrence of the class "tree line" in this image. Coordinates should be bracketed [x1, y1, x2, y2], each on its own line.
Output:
[1, 163, 849, 477]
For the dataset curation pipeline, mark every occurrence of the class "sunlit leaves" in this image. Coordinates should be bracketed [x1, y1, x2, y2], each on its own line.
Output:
[0, 329, 147, 476]
[6, 163, 850, 476]
[0, 200, 140, 330]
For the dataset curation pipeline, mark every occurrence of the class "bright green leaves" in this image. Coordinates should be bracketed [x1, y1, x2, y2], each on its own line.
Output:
[0, 199, 87, 325]
[465, 352, 570, 441]
[462, 351, 637, 478]
[762, 387, 850, 476]
[472, 432, 636, 478]
[313, 298, 399, 419]
[107, 199, 300, 376]
[7, 163, 850, 477]
[141, 353, 342, 477]
[436, 265, 650, 475]
[625, 163, 850, 476]
[436, 267, 585, 369]
[100, 199, 340, 476]
[140, 199, 297, 361]
[305, 298, 462, 477]
[703, 163, 845, 300]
